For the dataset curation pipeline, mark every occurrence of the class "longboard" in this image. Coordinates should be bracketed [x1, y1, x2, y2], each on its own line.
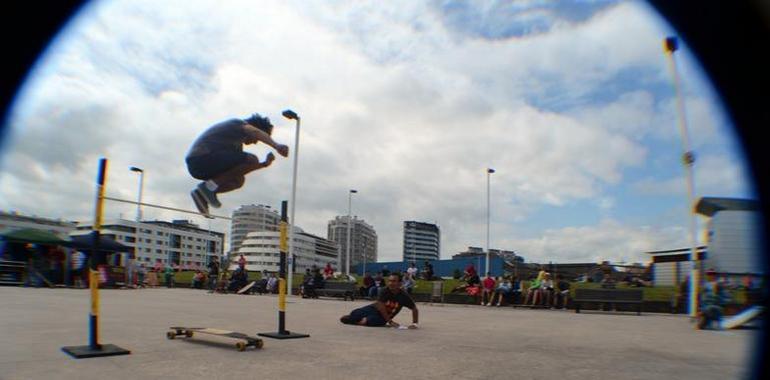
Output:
[167, 326, 263, 351]
[720, 306, 764, 329]
[237, 281, 256, 294]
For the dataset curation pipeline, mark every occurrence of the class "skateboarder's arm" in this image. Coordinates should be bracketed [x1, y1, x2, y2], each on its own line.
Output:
[243, 124, 289, 156]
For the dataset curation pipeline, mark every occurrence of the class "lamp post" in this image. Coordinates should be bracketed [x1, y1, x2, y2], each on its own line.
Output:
[282, 110, 300, 294]
[129, 166, 144, 288]
[664, 37, 700, 318]
[486, 168, 495, 276]
[346, 189, 357, 276]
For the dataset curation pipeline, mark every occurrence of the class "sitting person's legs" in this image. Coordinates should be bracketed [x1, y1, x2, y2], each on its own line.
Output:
[340, 305, 387, 327]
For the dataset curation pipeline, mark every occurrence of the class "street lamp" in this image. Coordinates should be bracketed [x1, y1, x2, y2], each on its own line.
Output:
[347, 189, 357, 276]
[486, 168, 495, 276]
[282, 109, 300, 294]
[664, 37, 700, 318]
[129, 166, 144, 288]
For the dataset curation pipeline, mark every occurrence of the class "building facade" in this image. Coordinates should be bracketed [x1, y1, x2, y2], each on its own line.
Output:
[403, 221, 440, 262]
[327, 216, 378, 273]
[229, 204, 280, 257]
[696, 197, 762, 276]
[75, 219, 225, 269]
[233, 228, 338, 273]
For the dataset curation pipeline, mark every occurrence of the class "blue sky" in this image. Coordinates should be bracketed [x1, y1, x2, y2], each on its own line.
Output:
[0, 0, 756, 265]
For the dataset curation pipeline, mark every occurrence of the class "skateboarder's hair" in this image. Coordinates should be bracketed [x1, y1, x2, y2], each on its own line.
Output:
[244, 113, 273, 135]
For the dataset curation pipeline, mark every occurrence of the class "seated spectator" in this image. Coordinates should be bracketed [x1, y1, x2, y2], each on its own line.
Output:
[228, 266, 249, 292]
[600, 273, 616, 289]
[369, 272, 384, 299]
[190, 270, 206, 289]
[359, 272, 374, 297]
[509, 276, 522, 305]
[402, 272, 415, 294]
[523, 275, 541, 305]
[538, 272, 554, 307]
[267, 273, 278, 294]
[553, 274, 570, 309]
[491, 276, 512, 306]
[481, 273, 496, 306]
[451, 270, 481, 293]
[323, 262, 334, 280]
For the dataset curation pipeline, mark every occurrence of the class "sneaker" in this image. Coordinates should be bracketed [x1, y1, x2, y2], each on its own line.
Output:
[190, 189, 210, 216]
[197, 182, 221, 208]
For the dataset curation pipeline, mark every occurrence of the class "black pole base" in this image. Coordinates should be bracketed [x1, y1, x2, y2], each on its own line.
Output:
[258, 331, 310, 340]
[61, 344, 131, 359]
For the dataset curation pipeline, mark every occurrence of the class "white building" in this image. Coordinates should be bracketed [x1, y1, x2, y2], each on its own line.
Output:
[75, 219, 225, 269]
[0, 211, 76, 237]
[403, 221, 440, 262]
[696, 197, 762, 276]
[229, 204, 280, 257]
[233, 228, 338, 273]
[327, 216, 378, 273]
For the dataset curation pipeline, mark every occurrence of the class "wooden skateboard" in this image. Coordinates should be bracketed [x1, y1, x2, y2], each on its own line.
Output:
[167, 326, 264, 351]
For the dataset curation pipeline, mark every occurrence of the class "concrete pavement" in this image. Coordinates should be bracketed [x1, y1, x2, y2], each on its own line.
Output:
[0, 287, 758, 379]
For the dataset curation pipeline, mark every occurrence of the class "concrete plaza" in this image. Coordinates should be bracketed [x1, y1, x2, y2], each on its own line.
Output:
[0, 287, 759, 379]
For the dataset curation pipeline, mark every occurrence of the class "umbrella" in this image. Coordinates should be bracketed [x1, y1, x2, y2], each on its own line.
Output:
[0, 228, 71, 245]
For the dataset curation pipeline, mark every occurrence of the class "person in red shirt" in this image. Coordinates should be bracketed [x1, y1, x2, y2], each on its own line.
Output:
[465, 263, 477, 278]
[323, 262, 334, 279]
[481, 272, 496, 306]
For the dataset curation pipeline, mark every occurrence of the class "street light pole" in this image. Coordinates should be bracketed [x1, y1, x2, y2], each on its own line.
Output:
[664, 37, 700, 319]
[282, 110, 300, 295]
[129, 166, 144, 288]
[347, 189, 357, 276]
[486, 168, 495, 276]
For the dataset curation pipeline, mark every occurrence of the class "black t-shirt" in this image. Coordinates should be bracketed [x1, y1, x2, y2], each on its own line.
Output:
[186, 118, 247, 158]
[467, 274, 480, 285]
[557, 280, 570, 291]
[377, 287, 416, 318]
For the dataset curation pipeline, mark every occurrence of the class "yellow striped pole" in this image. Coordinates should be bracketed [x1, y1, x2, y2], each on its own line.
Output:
[89, 157, 108, 349]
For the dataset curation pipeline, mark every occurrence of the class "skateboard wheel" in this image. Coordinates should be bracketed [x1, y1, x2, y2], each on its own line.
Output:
[185, 330, 193, 338]
[255, 340, 264, 349]
[236, 342, 246, 351]
[166, 331, 176, 340]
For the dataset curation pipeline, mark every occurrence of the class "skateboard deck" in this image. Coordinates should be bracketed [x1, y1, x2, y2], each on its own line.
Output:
[237, 281, 257, 294]
[167, 326, 263, 351]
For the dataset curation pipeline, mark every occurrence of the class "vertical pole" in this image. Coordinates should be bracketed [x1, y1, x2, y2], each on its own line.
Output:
[287, 118, 300, 296]
[346, 194, 352, 276]
[90, 158, 107, 349]
[278, 201, 288, 333]
[664, 37, 700, 318]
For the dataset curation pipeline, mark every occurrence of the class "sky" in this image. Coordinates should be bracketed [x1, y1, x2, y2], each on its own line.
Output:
[0, 0, 756, 265]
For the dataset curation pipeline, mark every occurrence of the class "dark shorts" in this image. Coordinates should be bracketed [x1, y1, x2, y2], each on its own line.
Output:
[186, 151, 254, 180]
[349, 305, 387, 327]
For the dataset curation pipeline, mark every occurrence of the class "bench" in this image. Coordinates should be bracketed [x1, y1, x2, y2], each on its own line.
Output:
[573, 288, 643, 315]
[313, 281, 357, 301]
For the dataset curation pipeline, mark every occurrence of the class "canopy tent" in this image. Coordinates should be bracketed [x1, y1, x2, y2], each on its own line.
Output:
[68, 232, 132, 256]
[0, 228, 71, 245]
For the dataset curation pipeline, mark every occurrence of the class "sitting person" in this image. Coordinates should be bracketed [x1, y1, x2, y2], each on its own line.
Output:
[600, 273, 616, 289]
[227, 266, 249, 292]
[451, 270, 481, 293]
[523, 275, 541, 306]
[190, 270, 206, 289]
[359, 272, 374, 298]
[553, 274, 570, 309]
[340, 273, 418, 328]
[538, 272, 554, 307]
[481, 273, 496, 306]
[402, 272, 415, 294]
[491, 277, 512, 306]
[698, 268, 730, 330]
[510, 276, 522, 305]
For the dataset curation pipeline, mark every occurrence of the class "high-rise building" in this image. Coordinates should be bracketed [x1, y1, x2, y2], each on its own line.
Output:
[233, 227, 338, 273]
[0, 211, 76, 237]
[74, 219, 224, 268]
[403, 221, 440, 262]
[327, 216, 377, 273]
[229, 204, 280, 257]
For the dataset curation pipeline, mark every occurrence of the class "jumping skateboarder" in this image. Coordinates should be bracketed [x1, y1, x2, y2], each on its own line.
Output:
[186, 113, 289, 216]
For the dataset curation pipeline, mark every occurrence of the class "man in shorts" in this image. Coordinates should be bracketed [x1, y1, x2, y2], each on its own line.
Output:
[340, 273, 419, 328]
[186, 113, 289, 215]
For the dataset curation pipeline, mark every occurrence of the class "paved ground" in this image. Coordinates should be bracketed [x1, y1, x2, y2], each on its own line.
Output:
[0, 287, 759, 379]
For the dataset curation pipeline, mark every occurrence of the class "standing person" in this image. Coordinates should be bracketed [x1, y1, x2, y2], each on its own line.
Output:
[423, 260, 434, 281]
[70, 250, 87, 288]
[164, 264, 175, 288]
[359, 272, 374, 298]
[207, 256, 220, 293]
[186, 113, 290, 216]
[369, 272, 384, 299]
[402, 272, 415, 294]
[136, 263, 146, 288]
[237, 254, 247, 269]
[340, 273, 419, 328]
[406, 262, 419, 279]
[481, 273, 496, 306]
